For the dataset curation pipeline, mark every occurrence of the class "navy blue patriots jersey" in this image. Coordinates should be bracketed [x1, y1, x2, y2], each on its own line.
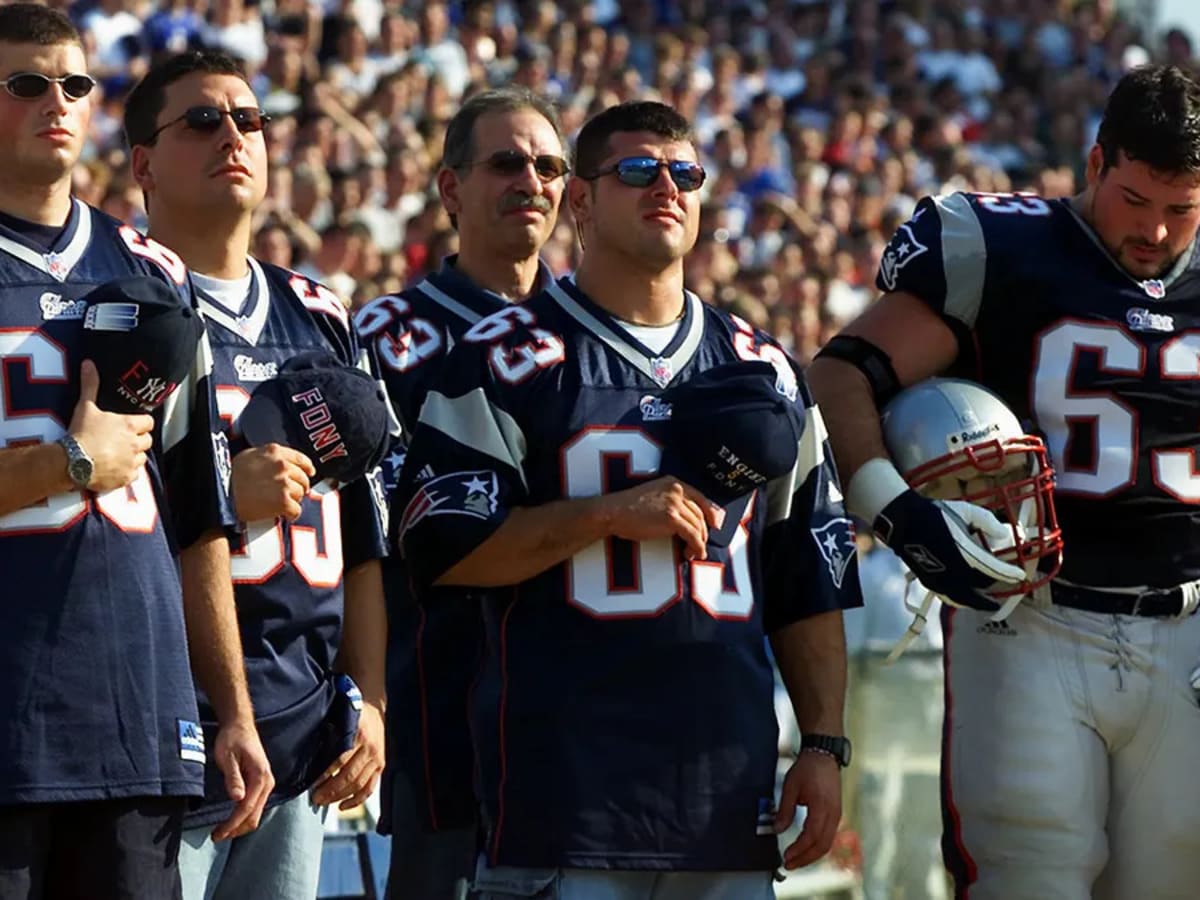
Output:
[354, 257, 544, 834]
[187, 258, 388, 827]
[0, 200, 234, 803]
[880, 191, 1200, 588]
[394, 277, 861, 871]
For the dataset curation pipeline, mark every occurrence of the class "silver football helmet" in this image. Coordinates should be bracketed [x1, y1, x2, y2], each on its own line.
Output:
[881, 378, 1063, 594]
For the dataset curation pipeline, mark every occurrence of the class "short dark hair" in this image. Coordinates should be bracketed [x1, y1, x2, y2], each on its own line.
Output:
[0, 4, 82, 50]
[124, 50, 248, 147]
[441, 87, 567, 171]
[1096, 65, 1200, 175]
[574, 101, 695, 178]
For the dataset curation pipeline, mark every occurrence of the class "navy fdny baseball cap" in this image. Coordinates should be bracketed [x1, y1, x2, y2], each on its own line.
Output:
[240, 351, 391, 484]
[656, 360, 805, 543]
[79, 276, 204, 414]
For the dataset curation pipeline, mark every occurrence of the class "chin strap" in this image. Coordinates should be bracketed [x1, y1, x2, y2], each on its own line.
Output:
[884, 576, 1027, 665]
[884, 575, 935, 665]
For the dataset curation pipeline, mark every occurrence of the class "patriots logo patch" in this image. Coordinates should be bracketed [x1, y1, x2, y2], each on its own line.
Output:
[212, 431, 232, 496]
[811, 517, 856, 589]
[366, 468, 389, 535]
[878, 221, 929, 291]
[380, 445, 408, 493]
[398, 469, 501, 542]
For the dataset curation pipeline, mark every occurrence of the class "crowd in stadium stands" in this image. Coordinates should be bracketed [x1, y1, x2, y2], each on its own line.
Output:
[64, 0, 1197, 363]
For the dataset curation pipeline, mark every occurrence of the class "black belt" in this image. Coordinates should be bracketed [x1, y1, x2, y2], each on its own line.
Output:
[1050, 581, 1189, 618]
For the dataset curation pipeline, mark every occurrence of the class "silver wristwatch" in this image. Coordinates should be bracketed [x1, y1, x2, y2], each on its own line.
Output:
[57, 434, 94, 489]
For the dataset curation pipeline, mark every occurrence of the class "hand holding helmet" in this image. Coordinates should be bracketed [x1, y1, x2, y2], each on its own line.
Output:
[850, 458, 1025, 612]
[851, 378, 1063, 615]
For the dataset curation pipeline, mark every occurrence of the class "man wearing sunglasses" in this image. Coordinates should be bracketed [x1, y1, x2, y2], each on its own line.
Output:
[125, 50, 390, 900]
[0, 6, 271, 899]
[394, 101, 860, 899]
[352, 86, 566, 900]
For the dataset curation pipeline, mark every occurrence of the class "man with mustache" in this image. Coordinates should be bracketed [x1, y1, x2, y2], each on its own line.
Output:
[809, 64, 1200, 899]
[353, 86, 567, 899]
[394, 100, 861, 898]
[0, 6, 270, 898]
[125, 49, 389, 900]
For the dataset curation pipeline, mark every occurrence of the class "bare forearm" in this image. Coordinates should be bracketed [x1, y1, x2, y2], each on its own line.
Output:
[435, 495, 611, 587]
[805, 357, 891, 482]
[0, 443, 73, 517]
[180, 530, 254, 724]
[336, 559, 387, 706]
[770, 611, 848, 735]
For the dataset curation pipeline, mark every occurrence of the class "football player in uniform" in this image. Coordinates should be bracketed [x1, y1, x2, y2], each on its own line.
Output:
[808, 64, 1200, 900]
[125, 50, 388, 899]
[394, 101, 862, 899]
[353, 87, 566, 899]
[0, 7, 271, 898]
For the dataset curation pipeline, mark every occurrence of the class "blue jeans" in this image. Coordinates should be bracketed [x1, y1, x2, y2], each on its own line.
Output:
[470, 857, 776, 900]
[178, 794, 327, 900]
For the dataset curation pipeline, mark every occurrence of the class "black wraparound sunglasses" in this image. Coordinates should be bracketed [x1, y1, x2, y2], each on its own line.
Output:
[579, 156, 707, 192]
[139, 105, 271, 145]
[463, 149, 570, 182]
[3, 72, 96, 101]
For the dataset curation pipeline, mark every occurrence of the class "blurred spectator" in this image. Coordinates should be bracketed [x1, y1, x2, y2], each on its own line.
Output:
[81, 0, 146, 91]
[201, 0, 266, 69]
[143, 0, 205, 58]
[68, 0, 1198, 361]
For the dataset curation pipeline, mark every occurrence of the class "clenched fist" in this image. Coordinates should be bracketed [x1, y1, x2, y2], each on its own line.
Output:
[67, 360, 155, 493]
[598, 476, 725, 560]
[232, 443, 316, 522]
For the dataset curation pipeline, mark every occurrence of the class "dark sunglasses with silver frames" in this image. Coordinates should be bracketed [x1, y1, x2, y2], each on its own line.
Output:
[3, 72, 96, 101]
[463, 150, 570, 182]
[138, 105, 271, 146]
[580, 157, 707, 192]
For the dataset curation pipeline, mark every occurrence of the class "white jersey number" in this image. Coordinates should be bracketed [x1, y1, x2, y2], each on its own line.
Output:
[561, 428, 753, 619]
[0, 330, 156, 534]
[354, 294, 443, 374]
[216, 385, 344, 585]
[1033, 321, 1200, 500]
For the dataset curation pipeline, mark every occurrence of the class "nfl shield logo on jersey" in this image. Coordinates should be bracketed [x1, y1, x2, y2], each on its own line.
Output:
[811, 517, 856, 589]
[1140, 279, 1166, 299]
[44, 252, 70, 282]
[650, 357, 674, 386]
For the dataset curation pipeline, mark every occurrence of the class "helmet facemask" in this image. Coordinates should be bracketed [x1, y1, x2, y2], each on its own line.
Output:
[906, 435, 1062, 597]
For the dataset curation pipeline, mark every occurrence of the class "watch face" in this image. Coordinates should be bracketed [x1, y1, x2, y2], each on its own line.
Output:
[69, 456, 93, 488]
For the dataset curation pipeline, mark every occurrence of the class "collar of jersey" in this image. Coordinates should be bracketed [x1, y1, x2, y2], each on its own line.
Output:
[194, 256, 271, 345]
[547, 275, 705, 386]
[421, 254, 556, 327]
[0, 198, 91, 279]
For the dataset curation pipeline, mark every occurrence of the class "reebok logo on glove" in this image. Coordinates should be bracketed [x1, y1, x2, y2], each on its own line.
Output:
[849, 458, 1025, 613]
[902, 544, 946, 575]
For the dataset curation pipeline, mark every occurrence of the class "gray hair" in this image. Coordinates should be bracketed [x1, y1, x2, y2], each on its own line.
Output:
[441, 87, 568, 171]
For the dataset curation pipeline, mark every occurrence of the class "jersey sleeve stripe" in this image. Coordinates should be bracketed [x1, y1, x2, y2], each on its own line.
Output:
[420, 388, 528, 487]
[765, 402, 827, 525]
[934, 192, 987, 328]
[160, 329, 215, 453]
